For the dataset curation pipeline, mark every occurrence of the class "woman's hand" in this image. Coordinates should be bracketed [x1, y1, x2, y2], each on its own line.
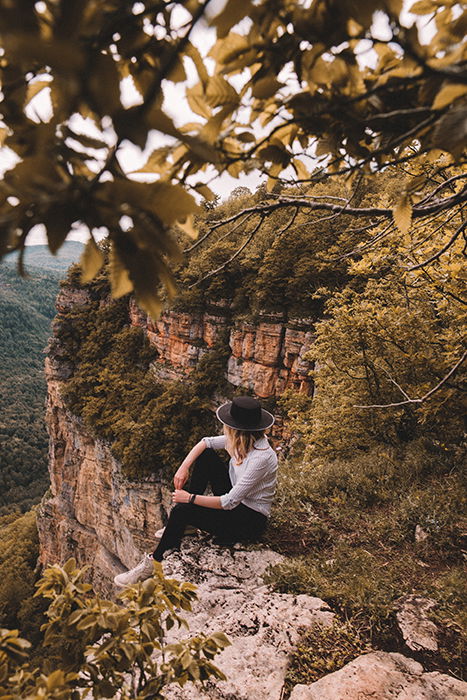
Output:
[172, 489, 191, 504]
[173, 464, 189, 490]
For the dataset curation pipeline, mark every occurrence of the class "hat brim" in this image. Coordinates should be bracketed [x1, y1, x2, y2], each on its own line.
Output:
[216, 401, 275, 431]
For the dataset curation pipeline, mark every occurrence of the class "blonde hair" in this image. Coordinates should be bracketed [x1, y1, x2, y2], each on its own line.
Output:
[224, 425, 266, 465]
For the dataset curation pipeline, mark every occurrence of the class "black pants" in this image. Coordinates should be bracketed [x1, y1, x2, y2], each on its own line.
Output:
[153, 448, 267, 561]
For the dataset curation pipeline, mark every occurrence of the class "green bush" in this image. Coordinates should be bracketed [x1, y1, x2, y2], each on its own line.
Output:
[57, 271, 231, 479]
[0, 510, 39, 631]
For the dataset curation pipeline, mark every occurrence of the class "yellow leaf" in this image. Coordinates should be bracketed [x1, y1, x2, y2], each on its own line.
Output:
[176, 214, 198, 239]
[130, 147, 171, 174]
[205, 75, 238, 108]
[109, 245, 133, 298]
[316, 137, 335, 157]
[167, 55, 187, 83]
[184, 41, 209, 86]
[432, 83, 467, 110]
[409, 0, 438, 14]
[292, 158, 309, 180]
[193, 183, 216, 200]
[0, 127, 9, 146]
[432, 104, 467, 159]
[211, 0, 253, 38]
[145, 108, 179, 137]
[79, 237, 104, 283]
[136, 290, 162, 320]
[149, 183, 201, 226]
[393, 195, 412, 235]
[186, 83, 212, 119]
[209, 33, 250, 66]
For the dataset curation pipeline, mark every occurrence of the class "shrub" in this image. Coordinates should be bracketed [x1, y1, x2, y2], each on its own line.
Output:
[0, 559, 230, 698]
[284, 620, 371, 695]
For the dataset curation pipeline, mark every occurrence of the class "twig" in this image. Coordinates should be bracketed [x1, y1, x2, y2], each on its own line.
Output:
[354, 350, 467, 409]
[183, 211, 254, 254]
[189, 215, 265, 287]
[406, 221, 467, 271]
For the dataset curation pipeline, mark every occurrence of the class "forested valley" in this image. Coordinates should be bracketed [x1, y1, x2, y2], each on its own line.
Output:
[0, 241, 84, 515]
[0, 243, 83, 638]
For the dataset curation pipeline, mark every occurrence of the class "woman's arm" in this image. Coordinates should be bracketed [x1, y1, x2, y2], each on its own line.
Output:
[172, 490, 222, 509]
[173, 440, 206, 489]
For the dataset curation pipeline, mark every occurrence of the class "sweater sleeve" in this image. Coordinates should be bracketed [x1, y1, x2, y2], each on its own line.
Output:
[220, 452, 275, 510]
[203, 435, 227, 450]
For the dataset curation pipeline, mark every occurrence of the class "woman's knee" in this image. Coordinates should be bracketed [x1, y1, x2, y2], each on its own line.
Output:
[194, 448, 216, 466]
[169, 503, 192, 521]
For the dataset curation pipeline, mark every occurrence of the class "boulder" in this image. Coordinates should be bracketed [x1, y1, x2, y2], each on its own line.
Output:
[396, 595, 439, 652]
[288, 651, 467, 700]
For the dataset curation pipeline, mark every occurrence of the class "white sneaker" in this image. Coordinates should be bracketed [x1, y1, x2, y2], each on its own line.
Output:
[155, 525, 198, 539]
[113, 553, 155, 587]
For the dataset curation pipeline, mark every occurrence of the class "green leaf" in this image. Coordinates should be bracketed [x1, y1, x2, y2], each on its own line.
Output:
[79, 237, 104, 283]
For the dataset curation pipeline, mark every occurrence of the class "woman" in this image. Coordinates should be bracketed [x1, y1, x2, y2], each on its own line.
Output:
[114, 396, 277, 587]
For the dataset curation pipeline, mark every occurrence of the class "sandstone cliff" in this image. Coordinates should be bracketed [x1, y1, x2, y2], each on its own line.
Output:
[129, 298, 314, 398]
[37, 359, 171, 596]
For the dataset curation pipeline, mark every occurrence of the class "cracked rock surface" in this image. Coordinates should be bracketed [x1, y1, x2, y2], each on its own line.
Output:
[161, 537, 334, 700]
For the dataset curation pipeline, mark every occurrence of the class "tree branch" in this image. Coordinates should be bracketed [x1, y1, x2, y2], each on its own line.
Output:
[354, 350, 467, 409]
[203, 187, 467, 234]
[406, 220, 467, 271]
[189, 215, 265, 287]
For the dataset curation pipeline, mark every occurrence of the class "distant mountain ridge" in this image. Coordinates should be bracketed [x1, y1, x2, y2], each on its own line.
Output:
[3, 240, 85, 273]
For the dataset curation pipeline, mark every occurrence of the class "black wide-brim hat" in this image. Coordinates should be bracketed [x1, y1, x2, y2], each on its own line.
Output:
[216, 396, 275, 431]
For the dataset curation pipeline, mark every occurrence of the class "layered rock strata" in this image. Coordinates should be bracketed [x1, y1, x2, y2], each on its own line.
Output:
[129, 299, 315, 398]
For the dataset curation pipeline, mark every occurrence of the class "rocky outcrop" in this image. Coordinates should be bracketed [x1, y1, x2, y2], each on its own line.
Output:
[147, 539, 334, 700]
[38, 284, 315, 595]
[288, 651, 467, 700]
[129, 299, 314, 398]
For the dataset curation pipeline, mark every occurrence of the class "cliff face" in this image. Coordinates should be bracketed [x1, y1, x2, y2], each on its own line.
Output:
[129, 298, 314, 397]
[38, 360, 171, 595]
[38, 285, 313, 590]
